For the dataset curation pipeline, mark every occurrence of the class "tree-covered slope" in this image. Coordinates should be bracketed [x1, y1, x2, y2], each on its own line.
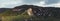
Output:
[1, 5, 60, 21]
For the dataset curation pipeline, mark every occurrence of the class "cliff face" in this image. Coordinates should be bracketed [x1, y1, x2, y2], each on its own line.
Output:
[27, 8, 34, 16]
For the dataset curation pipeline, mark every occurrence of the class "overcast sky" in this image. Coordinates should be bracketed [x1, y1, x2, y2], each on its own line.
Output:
[0, 0, 60, 8]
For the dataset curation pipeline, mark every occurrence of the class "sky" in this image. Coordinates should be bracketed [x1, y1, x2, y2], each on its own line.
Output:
[0, 0, 60, 8]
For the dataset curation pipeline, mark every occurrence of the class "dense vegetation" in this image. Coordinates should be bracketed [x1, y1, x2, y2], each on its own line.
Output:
[0, 5, 60, 21]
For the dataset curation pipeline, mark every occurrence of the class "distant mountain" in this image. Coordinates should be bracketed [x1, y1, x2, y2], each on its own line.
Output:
[0, 5, 60, 17]
[0, 8, 11, 13]
[12, 5, 60, 17]
[0, 5, 60, 21]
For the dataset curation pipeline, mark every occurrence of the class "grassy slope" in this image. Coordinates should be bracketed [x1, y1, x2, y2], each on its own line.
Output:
[0, 10, 31, 21]
[0, 10, 60, 21]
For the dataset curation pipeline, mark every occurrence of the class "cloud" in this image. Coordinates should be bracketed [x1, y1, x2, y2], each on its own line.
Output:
[0, 0, 60, 8]
[45, 3, 60, 7]
[32, 0, 60, 7]
[45, 0, 60, 5]
[33, 1, 45, 6]
[0, 0, 44, 8]
[21, 0, 45, 6]
[22, 0, 42, 4]
[0, 0, 23, 8]
[22, 0, 60, 7]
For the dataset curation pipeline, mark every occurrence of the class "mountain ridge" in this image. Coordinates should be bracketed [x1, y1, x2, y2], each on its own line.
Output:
[0, 5, 60, 17]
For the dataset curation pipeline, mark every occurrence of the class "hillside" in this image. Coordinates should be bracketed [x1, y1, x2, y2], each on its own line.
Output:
[0, 5, 60, 16]
[0, 5, 60, 21]
[0, 8, 11, 13]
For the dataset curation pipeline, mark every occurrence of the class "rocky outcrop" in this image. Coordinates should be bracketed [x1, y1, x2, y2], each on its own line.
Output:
[27, 8, 34, 16]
